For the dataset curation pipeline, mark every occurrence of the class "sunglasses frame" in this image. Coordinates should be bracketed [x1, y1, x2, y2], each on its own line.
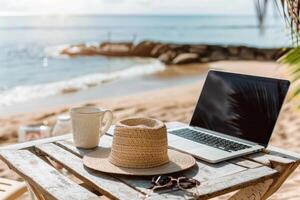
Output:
[150, 175, 200, 191]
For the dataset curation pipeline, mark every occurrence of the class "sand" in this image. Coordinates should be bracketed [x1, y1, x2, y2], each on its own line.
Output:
[0, 61, 299, 199]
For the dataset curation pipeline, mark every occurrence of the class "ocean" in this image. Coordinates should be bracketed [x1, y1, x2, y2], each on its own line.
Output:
[0, 15, 290, 107]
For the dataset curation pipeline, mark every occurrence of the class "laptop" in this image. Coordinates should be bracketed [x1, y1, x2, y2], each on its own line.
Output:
[168, 70, 290, 163]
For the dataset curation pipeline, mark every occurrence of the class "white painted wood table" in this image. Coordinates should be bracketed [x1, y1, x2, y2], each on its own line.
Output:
[0, 122, 299, 200]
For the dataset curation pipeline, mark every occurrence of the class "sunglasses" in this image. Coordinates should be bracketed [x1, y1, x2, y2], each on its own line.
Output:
[150, 175, 200, 191]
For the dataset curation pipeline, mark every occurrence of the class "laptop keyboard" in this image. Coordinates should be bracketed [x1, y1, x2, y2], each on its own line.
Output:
[169, 128, 251, 152]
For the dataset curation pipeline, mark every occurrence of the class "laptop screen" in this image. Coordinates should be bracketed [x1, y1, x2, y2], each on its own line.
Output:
[190, 71, 290, 146]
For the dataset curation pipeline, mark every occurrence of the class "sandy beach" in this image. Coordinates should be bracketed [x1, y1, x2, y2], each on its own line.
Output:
[0, 60, 299, 199]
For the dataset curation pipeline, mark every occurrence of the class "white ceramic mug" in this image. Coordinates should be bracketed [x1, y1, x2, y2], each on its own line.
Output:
[70, 107, 113, 149]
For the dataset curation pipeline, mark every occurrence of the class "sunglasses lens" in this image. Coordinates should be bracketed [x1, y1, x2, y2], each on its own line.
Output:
[178, 177, 200, 189]
[152, 176, 172, 186]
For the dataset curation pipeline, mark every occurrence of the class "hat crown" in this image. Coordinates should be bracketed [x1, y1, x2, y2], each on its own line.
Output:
[109, 118, 169, 169]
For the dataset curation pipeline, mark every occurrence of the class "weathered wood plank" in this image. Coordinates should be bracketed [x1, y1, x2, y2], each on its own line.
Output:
[267, 146, 300, 162]
[36, 143, 145, 200]
[56, 135, 246, 185]
[58, 135, 246, 179]
[45, 121, 280, 199]
[0, 124, 112, 151]
[57, 135, 248, 183]
[113, 159, 247, 195]
[229, 158, 262, 169]
[0, 150, 99, 200]
[56, 134, 248, 193]
[0, 134, 72, 150]
[244, 152, 295, 166]
[55, 135, 112, 157]
[149, 166, 277, 200]
[194, 166, 277, 199]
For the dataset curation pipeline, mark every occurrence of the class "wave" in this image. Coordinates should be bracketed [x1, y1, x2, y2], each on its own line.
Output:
[0, 59, 165, 107]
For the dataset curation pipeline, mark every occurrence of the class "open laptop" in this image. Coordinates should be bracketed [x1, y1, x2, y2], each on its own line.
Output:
[168, 70, 290, 163]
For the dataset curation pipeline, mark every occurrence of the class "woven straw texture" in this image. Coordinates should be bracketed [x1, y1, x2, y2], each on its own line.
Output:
[83, 117, 196, 176]
[83, 148, 196, 176]
[109, 118, 169, 168]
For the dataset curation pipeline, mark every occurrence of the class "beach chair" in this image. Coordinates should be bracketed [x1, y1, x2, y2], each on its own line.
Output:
[0, 178, 27, 200]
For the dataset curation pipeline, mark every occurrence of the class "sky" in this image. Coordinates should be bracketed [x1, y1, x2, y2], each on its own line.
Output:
[0, 0, 274, 16]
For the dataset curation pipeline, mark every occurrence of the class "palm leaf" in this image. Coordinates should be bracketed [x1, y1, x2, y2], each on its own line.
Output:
[256, 0, 300, 109]
[279, 47, 300, 90]
[294, 87, 300, 96]
[278, 48, 300, 109]
[227, 78, 285, 141]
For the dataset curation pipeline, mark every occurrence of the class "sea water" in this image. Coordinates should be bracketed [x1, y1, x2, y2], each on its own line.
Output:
[0, 15, 291, 106]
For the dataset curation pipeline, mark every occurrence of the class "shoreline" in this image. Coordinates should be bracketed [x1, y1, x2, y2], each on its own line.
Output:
[0, 60, 283, 117]
[2, 38, 290, 113]
[0, 60, 299, 200]
[0, 70, 205, 116]
[0, 60, 286, 145]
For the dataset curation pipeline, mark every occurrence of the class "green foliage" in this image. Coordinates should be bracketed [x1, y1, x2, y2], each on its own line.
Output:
[279, 48, 300, 108]
[256, 0, 300, 109]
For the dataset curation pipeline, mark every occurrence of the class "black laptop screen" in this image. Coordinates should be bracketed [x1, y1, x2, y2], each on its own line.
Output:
[190, 71, 290, 146]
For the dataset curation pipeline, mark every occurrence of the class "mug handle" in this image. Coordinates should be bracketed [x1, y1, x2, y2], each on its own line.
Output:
[100, 109, 113, 137]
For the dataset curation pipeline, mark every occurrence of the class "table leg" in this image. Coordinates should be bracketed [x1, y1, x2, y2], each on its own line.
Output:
[229, 162, 299, 200]
[262, 162, 299, 199]
[228, 179, 273, 200]
[26, 182, 46, 200]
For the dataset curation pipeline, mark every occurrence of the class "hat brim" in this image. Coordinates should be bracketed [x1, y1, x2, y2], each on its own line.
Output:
[83, 147, 196, 176]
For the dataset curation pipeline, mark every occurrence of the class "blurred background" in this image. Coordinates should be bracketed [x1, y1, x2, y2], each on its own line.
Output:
[0, 0, 291, 110]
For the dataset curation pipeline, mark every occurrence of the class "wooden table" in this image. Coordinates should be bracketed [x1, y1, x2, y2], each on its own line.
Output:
[0, 122, 299, 200]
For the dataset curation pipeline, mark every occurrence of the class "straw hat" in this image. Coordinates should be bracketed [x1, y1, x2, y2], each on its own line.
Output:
[83, 118, 196, 176]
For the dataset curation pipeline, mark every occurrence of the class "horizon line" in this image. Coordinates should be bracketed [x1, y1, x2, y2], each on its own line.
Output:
[0, 12, 263, 17]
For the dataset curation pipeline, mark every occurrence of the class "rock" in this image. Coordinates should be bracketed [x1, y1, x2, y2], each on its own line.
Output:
[240, 48, 255, 60]
[151, 44, 170, 57]
[189, 45, 208, 54]
[132, 41, 157, 57]
[255, 55, 266, 61]
[227, 56, 240, 61]
[158, 51, 176, 64]
[101, 43, 131, 52]
[61, 46, 81, 55]
[172, 53, 198, 64]
[228, 47, 239, 55]
[261, 49, 276, 60]
[100, 42, 133, 50]
[210, 50, 227, 61]
[199, 57, 210, 63]
[59, 41, 290, 62]
[169, 44, 189, 51]
[62, 46, 99, 56]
